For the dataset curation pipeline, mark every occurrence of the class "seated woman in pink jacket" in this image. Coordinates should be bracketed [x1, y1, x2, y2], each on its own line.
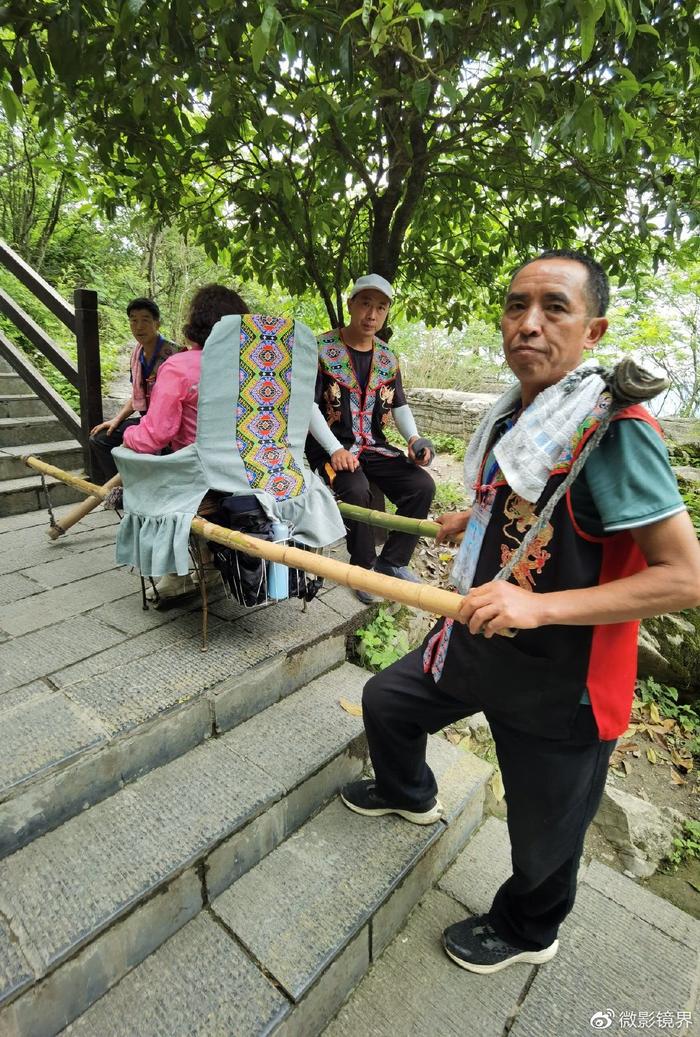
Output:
[123, 283, 250, 598]
[123, 283, 249, 456]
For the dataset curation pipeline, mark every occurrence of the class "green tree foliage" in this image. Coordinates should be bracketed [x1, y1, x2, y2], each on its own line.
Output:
[586, 246, 700, 416]
[392, 315, 506, 391]
[612, 259, 700, 417]
[0, 1, 696, 327]
[0, 113, 243, 397]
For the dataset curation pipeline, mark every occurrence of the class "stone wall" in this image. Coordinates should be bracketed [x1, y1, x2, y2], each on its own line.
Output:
[657, 417, 700, 446]
[406, 387, 700, 450]
[405, 388, 498, 440]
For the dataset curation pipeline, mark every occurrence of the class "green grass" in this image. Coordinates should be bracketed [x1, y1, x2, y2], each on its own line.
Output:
[431, 433, 466, 460]
[432, 479, 468, 513]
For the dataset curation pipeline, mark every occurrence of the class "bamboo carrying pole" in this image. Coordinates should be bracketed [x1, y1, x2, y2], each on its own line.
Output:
[336, 502, 441, 538]
[35, 472, 446, 541]
[23, 455, 469, 620]
[46, 473, 122, 539]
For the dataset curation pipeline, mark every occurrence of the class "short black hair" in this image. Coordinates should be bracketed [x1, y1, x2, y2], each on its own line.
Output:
[126, 297, 160, 320]
[511, 249, 610, 316]
[183, 283, 250, 347]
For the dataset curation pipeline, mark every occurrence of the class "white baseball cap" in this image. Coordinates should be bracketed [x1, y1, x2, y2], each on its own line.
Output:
[348, 273, 394, 302]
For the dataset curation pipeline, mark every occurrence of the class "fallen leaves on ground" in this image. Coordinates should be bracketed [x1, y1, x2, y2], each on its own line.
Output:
[489, 770, 505, 803]
[412, 537, 457, 588]
[339, 698, 363, 717]
[670, 748, 694, 773]
[609, 695, 699, 789]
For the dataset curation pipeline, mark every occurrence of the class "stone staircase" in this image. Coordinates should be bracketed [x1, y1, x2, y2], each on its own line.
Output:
[0, 356, 84, 517]
[324, 818, 700, 1037]
[2, 505, 698, 1037]
[0, 504, 492, 1037]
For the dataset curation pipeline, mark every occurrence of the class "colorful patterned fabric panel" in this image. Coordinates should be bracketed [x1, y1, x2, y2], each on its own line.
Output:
[317, 331, 399, 455]
[318, 331, 399, 393]
[236, 314, 306, 501]
[318, 333, 356, 390]
[371, 345, 400, 388]
[422, 618, 455, 682]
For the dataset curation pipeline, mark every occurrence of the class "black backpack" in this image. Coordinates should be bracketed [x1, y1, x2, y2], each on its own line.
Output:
[208, 494, 322, 606]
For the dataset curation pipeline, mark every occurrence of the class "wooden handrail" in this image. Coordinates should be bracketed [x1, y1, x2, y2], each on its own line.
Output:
[0, 288, 79, 387]
[0, 240, 75, 331]
[0, 331, 82, 440]
[0, 241, 103, 475]
[74, 289, 102, 461]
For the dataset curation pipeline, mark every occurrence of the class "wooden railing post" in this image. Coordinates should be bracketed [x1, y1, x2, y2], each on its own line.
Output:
[74, 288, 102, 477]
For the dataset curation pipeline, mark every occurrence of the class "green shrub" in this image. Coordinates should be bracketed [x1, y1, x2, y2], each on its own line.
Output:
[637, 676, 700, 760]
[431, 433, 466, 460]
[356, 607, 410, 672]
[664, 819, 700, 871]
[678, 482, 700, 539]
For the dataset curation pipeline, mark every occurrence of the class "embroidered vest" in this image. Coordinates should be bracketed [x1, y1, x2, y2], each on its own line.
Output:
[312, 331, 401, 459]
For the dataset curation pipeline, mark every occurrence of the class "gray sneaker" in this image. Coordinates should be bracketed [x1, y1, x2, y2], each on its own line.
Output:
[374, 559, 421, 583]
[354, 587, 379, 604]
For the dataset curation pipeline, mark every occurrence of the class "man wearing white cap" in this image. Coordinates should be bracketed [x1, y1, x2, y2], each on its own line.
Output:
[307, 274, 435, 601]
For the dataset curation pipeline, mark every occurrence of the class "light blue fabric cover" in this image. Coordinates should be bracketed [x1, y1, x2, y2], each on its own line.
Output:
[113, 314, 344, 576]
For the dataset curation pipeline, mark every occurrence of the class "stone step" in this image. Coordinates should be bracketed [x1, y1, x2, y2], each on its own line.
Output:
[0, 472, 85, 517]
[0, 373, 23, 393]
[0, 394, 50, 419]
[53, 741, 491, 1037]
[0, 588, 364, 856]
[0, 439, 83, 481]
[333, 817, 700, 1036]
[0, 502, 119, 559]
[0, 663, 379, 1036]
[325, 887, 532, 1037]
[0, 415, 67, 447]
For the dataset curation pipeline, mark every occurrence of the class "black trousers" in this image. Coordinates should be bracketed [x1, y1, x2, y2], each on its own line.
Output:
[322, 451, 435, 568]
[362, 647, 616, 950]
[89, 417, 140, 482]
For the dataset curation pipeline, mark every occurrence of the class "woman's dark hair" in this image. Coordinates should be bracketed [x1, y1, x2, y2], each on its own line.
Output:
[183, 283, 250, 347]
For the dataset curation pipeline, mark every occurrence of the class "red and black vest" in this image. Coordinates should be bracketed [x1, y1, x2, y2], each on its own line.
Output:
[422, 400, 659, 741]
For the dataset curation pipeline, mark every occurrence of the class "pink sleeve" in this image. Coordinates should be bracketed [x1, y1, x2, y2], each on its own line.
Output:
[122, 360, 185, 454]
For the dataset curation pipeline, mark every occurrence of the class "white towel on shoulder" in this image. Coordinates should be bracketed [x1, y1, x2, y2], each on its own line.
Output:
[463, 363, 606, 504]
